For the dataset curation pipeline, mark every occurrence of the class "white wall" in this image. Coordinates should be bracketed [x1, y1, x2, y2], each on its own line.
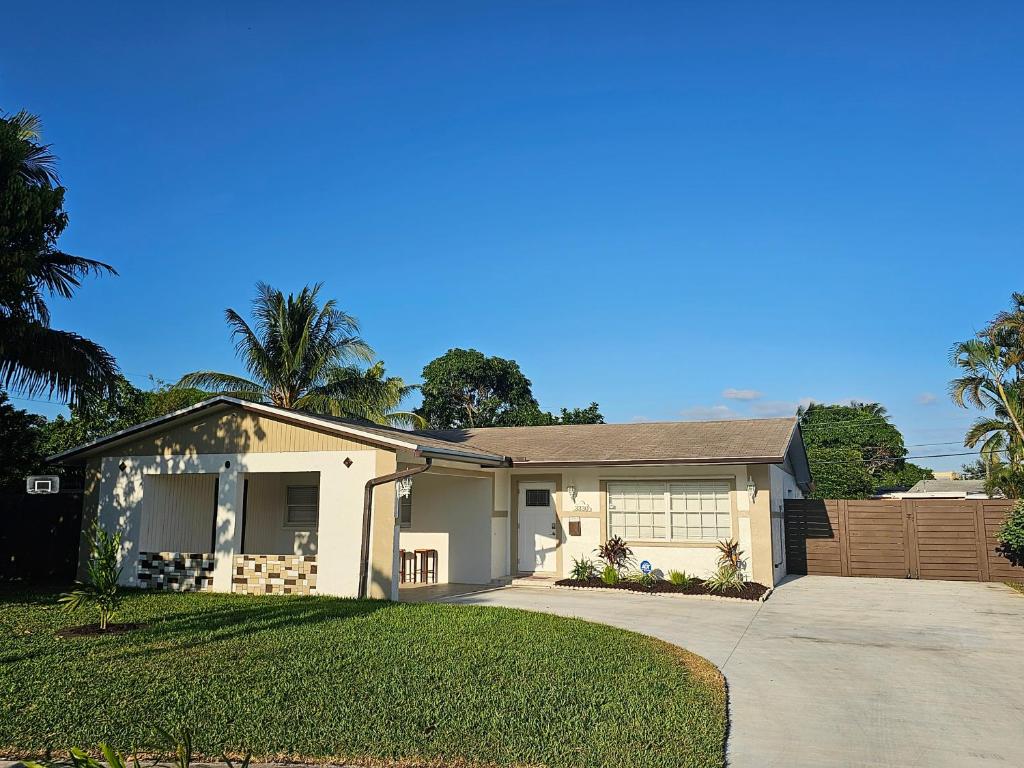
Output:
[139, 473, 216, 552]
[244, 471, 318, 556]
[97, 450, 377, 596]
[399, 472, 492, 584]
[769, 464, 804, 584]
[513, 464, 751, 579]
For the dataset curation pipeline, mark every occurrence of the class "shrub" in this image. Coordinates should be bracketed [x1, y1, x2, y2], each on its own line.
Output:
[715, 538, 744, 569]
[705, 564, 745, 594]
[570, 557, 596, 581]
[668, 570, 695, 588]
[595, 535, 634, 573]
[634, 570, 658, 589]
[59, 522, 122, 630]
[997, 499, 1024, 567]
[600, 565, 620, 585]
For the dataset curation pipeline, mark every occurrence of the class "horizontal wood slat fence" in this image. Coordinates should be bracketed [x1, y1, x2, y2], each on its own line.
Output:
[784, 498, 1023, 582]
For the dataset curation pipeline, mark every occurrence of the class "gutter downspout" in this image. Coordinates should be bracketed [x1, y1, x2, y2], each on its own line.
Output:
[358, 458, 432, 600]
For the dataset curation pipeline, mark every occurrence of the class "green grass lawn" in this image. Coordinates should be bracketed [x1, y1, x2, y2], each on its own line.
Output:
[0, 589, 726, 768]
[1009, 581, 1024, 596]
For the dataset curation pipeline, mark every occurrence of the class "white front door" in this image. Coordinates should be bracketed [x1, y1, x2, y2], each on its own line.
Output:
[518, 483, 557, 573]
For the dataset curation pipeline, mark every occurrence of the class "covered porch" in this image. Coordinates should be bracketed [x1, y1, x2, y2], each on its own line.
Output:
[395, 464, 508, 600]
[134, 469, 321, 595]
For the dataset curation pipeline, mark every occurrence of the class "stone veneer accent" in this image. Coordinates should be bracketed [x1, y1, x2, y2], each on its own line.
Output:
[232, 554, 317, 595]
[137, 552, 214, 591]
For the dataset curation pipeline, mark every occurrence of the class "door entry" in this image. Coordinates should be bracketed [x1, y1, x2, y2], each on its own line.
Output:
[518, 483, 557, 573]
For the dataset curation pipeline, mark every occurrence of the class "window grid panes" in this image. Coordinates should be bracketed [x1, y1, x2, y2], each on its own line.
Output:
[607, 481, 731, 541]
[286, 485, 319, 527]
[525, 489, 551, 507]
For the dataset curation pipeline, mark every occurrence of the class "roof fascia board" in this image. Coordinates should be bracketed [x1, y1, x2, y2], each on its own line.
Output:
[508, 456, 785, 468]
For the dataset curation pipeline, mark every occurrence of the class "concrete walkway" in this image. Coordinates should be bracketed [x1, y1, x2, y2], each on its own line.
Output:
[443, 576, 1024, 768]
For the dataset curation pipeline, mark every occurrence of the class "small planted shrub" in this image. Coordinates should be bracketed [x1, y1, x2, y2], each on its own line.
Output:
[60, 522, 123, 630]
[715, 538, 744, 569]
[668, 569, 695, 588]
[705, 564, 745, 594]
[600, 565, 620, 585]
[595, 535, 634, 573]
[634, 570, 658, 589]
[996, 500, 1024, 567]
[570, 556, 596, 581]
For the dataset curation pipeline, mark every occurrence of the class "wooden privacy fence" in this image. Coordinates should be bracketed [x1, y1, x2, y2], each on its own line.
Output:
[0, 491, 83, 584]
[784, 498, 1023, 582]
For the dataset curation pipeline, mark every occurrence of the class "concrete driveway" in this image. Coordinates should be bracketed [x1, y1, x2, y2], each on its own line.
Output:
[443, 576, 1024, 768]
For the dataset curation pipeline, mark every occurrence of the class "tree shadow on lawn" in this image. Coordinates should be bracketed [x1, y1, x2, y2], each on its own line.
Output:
[1, 587, 394, 665]
[112, 596, 395, 665]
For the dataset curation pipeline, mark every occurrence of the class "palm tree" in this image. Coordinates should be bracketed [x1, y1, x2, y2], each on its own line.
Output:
[0, 110, 119, 402]
[178, 283, 420, 426]
[949, 337, 1024, 449]
[319, 362, 426, 428]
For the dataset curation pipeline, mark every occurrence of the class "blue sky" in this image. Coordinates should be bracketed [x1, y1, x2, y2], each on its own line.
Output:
[3, 2, 1022, 470]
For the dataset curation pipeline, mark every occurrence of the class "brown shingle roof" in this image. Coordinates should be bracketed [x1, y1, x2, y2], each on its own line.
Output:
[416, 417, 799, 465]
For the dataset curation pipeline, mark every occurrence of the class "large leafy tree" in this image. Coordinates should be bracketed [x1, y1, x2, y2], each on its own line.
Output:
[950, 292, 1024, 496]
[416, 348, 605, 429]
[0, 110, 119, 403]
[417, 349, 545, 429]
[0, 390, 47, 490]
[798, 401, 932, 499]
[177, 282, 420, 425]
[555, 402, 605, 425]
[39, 376, 209, 460]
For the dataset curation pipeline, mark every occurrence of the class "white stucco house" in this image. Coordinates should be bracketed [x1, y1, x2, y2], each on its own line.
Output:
[52, 396, 811, 599]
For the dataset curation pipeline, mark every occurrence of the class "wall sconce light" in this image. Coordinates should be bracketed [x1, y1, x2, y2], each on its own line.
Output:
[566, 483, 577, 502]
[746, 478, 757, 503]
[396, 476, 413, 499]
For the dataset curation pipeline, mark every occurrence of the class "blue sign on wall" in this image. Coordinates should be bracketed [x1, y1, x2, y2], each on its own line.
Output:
[640, 560, 652, 574]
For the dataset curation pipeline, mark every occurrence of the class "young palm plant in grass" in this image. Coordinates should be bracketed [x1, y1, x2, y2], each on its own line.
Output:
[60, 522, 122, 630]
[176, 282, 426, 427]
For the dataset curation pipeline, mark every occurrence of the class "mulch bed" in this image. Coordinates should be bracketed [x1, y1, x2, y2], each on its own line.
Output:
[555, 577, 769, 601]
[57, 622, 145, 637]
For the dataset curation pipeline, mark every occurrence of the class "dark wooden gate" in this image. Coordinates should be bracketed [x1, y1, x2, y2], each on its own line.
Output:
[0, 491, 84, 584]
[784, 498, 1022, 582]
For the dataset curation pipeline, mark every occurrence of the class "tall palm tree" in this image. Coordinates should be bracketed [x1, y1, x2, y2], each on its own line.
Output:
[0, 110, 119, 403]
[949, 337, 1024, 449]
[178, 283, 420, 426]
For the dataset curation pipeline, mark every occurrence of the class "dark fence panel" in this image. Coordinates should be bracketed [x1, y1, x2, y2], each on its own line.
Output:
[784, 498, 1023, 583]
[0, 492, 83, 584]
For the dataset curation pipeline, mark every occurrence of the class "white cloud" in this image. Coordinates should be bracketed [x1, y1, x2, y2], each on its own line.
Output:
[679, 404, 741, 421]
[750, 400, 799, 417]
[917, 392, 938, 405]
[722, 388, 762, 401]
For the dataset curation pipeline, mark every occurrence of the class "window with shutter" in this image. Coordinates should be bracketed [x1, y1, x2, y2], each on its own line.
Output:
[400, 489, 413, 528]
[286, 485, 319, 527]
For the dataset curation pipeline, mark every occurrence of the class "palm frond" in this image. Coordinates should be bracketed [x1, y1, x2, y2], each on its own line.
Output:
[33, 251, 118, 299]
[0, 317, 119, 402]
[174, 371, 265, 399]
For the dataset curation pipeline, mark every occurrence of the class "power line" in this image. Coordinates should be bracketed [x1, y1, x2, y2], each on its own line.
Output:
[810, 449, 1007, 467]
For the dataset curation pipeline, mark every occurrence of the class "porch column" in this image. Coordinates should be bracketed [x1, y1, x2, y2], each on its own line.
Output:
[212, 465, 246, 592]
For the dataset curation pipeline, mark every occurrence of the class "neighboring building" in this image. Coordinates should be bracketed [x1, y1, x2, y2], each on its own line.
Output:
[901, 478, 990, 499]
[931, 471, 961, 482]
[50, 396, 811, 599]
